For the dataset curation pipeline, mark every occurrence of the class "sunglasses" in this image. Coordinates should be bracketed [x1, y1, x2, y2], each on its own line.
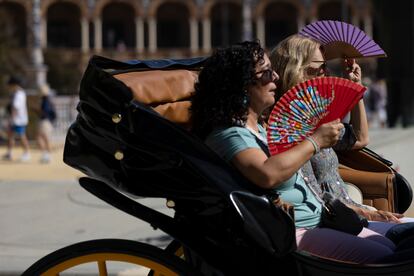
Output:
[306, 60, 328, 76]
[255, 69, 275, 85]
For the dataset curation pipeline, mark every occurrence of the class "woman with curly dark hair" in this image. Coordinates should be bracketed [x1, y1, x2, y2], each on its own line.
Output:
[191, 41, 342, 187]
[190, 41, 404, 263]
[191, 41, 264, 140]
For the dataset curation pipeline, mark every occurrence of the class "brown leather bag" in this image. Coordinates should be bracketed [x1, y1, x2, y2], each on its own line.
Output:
[337, 148, 412, 213]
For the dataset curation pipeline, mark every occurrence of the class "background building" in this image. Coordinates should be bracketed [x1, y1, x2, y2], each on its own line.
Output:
[0, 0, 376, 92]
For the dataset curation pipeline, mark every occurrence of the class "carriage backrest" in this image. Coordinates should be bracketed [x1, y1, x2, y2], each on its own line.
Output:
[114, 69, 198, 128]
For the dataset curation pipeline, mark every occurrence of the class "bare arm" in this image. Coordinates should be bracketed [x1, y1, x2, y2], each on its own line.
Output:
[231, 140, 315, 189]
[231, 120, 344, 189]
[350, 99, 369, 149]
[347, 204, 403, 223]
[345, 58, 369, 149]
[11, 107, 17, 119]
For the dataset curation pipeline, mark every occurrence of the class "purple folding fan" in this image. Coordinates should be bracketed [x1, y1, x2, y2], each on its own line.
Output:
[299, 20, 387, 60]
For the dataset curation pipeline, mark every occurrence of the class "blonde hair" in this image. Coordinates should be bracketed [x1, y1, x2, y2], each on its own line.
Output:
[270, 34, 321, 100]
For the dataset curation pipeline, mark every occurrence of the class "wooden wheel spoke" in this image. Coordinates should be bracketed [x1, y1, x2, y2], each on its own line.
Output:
[98, 260, 108, 276]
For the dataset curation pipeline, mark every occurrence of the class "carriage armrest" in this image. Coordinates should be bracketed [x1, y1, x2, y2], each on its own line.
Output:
[338, 166, 394, 212]
[230, 191, 296, 257]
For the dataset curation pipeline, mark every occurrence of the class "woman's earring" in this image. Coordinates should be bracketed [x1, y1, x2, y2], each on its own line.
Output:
[242, 90, 249, 106]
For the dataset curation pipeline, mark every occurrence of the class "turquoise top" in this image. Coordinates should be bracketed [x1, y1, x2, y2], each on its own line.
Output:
[206, 125, 322, 229]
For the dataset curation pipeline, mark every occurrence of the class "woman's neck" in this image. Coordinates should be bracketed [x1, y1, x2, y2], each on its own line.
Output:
[246, 112, 260, 131]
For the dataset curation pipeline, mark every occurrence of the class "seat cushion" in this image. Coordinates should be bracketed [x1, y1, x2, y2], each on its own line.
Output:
[114, 69, 198, 128]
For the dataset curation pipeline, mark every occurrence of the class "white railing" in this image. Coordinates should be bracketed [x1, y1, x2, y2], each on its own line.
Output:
[52, 95, 79, 143]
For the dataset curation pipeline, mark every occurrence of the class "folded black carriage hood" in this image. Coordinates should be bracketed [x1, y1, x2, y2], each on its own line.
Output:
[64, 55, 270, 210]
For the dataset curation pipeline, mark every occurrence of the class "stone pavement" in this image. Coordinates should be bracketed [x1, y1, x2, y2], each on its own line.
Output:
[1, 126, 414, 275]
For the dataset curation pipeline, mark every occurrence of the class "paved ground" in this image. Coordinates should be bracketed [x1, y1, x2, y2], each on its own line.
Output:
[0, 143, 83, 181]
[1, 126, 414, 275]
[0, 179, 173, 275]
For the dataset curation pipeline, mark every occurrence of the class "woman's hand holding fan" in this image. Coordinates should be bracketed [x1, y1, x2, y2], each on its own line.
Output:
[267, 76, 366, 155]
[310, 119, 344, 150]
[344, 58, 362, 84]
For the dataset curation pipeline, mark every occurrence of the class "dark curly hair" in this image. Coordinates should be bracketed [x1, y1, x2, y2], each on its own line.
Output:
[190, 41, 265, 139]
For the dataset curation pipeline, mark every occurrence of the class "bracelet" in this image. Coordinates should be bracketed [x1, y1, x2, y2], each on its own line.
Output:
[305, 136, 320, 154]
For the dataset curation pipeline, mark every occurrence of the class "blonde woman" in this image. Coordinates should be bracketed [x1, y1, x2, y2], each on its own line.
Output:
[270, 34, 414, 237]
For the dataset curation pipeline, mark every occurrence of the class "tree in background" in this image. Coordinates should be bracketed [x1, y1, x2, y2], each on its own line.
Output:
[0, 9, 27, 98]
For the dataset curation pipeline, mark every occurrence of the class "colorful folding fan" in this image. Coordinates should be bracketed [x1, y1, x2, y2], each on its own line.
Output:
[299, 20, 386, 60]
[267, 77, 366, 155]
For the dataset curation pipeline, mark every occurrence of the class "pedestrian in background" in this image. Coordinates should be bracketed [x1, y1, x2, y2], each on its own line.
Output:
[366, 78, 388, 128]
[2, 76, 30, 162]
[36, 84, 56, 163]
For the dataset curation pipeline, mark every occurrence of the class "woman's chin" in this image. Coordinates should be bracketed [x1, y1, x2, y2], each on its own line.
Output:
[265, 99, 275, 108]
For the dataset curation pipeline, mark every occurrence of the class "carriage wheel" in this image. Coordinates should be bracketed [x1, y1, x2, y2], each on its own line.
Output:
[148, 239, 185, 276]
[22, 239, 197, 276]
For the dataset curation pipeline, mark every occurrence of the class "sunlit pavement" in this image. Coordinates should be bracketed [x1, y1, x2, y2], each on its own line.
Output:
[0, 126, 414, 274]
